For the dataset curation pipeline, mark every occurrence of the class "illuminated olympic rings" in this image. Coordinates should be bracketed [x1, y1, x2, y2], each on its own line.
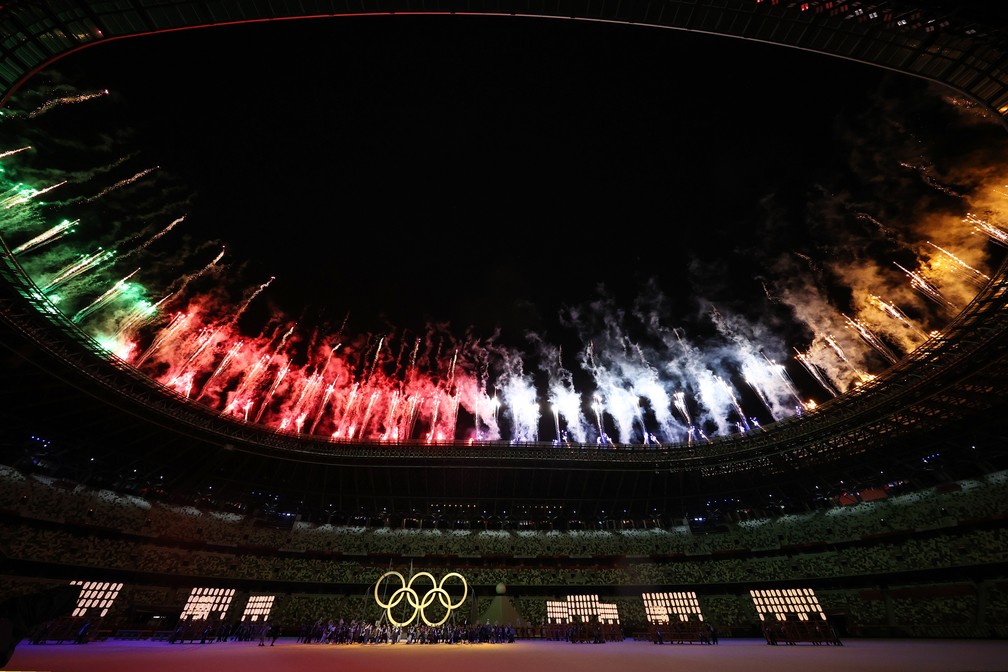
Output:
[374, 571, 468, 627]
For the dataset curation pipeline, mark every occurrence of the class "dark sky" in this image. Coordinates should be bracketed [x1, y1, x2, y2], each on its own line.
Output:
[29, 16, 878, 338]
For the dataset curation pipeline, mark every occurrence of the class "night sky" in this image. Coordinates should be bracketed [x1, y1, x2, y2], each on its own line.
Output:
[2, 14, 1006, 442]
[23, 16, 880, 336]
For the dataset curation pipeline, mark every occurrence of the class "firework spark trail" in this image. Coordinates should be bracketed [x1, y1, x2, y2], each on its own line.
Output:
[387, 338, 412, 392]
[549, 400, 562, 445]
[583, 339, 633, 444]
[661, 326, 736, 437]
[333, 383, 361, 438]
[253, 360, 289, 425]
[114, 293, 164, 341]
[794, 348, 840, 397]
[170, 324, 225, 391]
[71, 268, 139, 323]
[2, 180, 66, 209]
[926, 240, 990, 288]
[429, 351, 463, 441]
[467, 378, 495, 447]
[390, 388, 418, 441]
[743, 368, 780, 415]
[406, 392, 428, 442]
[599, 385, 640, 445]
[536, 342, 588, 444]
[406, 338, 421, 383]
[445, 349, 458, 395]
[118, 296, 170, 346]
[842, 314, 899, 364]
[443, 388, 462, 444]
[197, 340, 244, 400]
[584, 346, 604, 441]
[626, 339, 679, 442]
[365, 337, 386, 384]
[673, 390, 692, 427]
[134, 311, 189, 366]
[165, 246, 226, 298]
[186, 297, 280, 410]
[434, 380, 467, 443]
[171, 371, 195, 398]
[633, 376, 677, 443]
[83, 166, 158, 203]
[579, 338, 639, 445]
[641, 330, 697, 437]
[27, 90, 108, 118]
[382, 388, 403, 442]
[0, 186, 30, 220]
[761, 353, 805, 408]
[633, 398, 649, 445]
[406, 394, 423, 441]
[591, 393, 605, 442]
[967, 212, 1008, 246]
[145, 215, 185, 245]
[717, 375, 749, 432]
[551, 385, 587, 444]
[709, 306, 796, 420]
[868, 294, 930, 340]
[894, 262, 958, 310]
[0, 146, 30, 160]
[332, 382, 372, 441]
[856, 212, 894, 237]
[726, 341, 792, 422]
[359, 390, 381, 440]
[286, 376, 328, 433]
[117, 215, 185, 261]
[496, 364, 539, 443]
[11, 218, 78, 255]
[821, 332, 870, 388]
[286, 372, 325, 431]
[306, 345, 341, 434]
[616, 342, 651, 441]
[0, 186, 23, 212]
[276, 324, 296, 351]
[899, 160, 963, 197]
[223, 353, 271, 416]
[41, 247, 115, 292]
[287, 354, 338, 432]
[310, 379, 338, 435]
[425, 393, 442, 443]
[48, 154, 138, 207]
[824, 334, 850, 363]
[233, 276, 274, 321]
[384, 393, 418, 443]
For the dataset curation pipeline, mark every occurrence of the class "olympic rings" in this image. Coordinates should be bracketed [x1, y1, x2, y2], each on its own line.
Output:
[374, 571, 469, 627]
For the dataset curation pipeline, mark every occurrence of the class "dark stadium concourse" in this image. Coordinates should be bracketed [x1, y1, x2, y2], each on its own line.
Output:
[2, 2, 1008, 670]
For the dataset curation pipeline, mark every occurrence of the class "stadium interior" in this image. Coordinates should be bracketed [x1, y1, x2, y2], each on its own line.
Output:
[0, 1, 1007, 668]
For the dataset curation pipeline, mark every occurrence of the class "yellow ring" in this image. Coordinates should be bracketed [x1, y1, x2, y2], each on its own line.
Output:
[374, 570, 469, 627]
